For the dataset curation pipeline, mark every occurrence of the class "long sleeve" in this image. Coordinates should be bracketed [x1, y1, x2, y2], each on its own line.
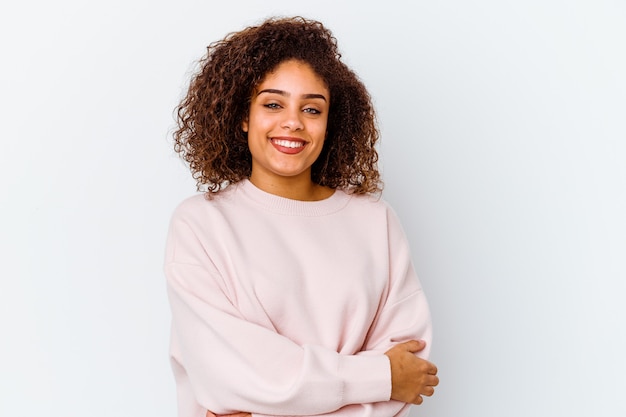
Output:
[250, 206, 432, 417]
[166, 216, 392, 417]
[165, 184, 432, 417]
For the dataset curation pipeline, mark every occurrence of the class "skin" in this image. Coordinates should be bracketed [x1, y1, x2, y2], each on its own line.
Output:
[206, 60, 439, 417]
[384, 340, 439, 405]
[243, 59, 334, 201]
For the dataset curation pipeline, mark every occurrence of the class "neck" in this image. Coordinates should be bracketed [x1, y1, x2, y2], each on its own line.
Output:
[249, 172, 333, 201]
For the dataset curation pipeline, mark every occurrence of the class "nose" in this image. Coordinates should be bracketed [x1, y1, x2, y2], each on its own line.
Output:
[280, 107, 304, 131]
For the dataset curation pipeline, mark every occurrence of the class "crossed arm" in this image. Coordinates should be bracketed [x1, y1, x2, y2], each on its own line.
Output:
[166, 206, 439, 417]
[205, 340, 439, 417]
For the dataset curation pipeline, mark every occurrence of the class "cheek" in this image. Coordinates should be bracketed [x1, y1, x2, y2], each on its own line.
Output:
[315, 119, 330, 141]
[247, 113, 274, 134]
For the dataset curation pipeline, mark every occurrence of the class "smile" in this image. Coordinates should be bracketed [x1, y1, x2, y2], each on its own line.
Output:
[272, 138, 305, 148]
[270, 137, 308, 155]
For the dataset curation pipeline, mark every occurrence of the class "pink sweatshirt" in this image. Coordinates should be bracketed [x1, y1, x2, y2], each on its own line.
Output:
[165, 180, 432, 417]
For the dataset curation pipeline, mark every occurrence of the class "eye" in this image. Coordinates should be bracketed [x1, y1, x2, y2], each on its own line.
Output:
[264, 103, 282, 110]
[303, 107, 321, 115]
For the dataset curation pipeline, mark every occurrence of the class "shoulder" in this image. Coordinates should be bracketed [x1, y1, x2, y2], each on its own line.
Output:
[174, 193, 209, 211]
[342, 191, 395, 216]
[169, 185, 241, 222]
[343, 191, 408, 233]
[170, 193, 208, 220]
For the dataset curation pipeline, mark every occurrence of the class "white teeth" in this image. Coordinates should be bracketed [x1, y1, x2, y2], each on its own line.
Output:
[273, 139, 304, 148]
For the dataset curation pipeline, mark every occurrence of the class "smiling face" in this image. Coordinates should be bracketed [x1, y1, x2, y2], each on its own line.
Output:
[243, 60, 330, 192]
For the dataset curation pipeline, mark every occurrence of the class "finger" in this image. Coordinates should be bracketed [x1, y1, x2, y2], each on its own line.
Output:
[403, 339, 426, 353]
[428, 363, 438, 375]
[208, 412, 248, 417]
[422, 374, 439, 389]
[422, 385, 435, 396]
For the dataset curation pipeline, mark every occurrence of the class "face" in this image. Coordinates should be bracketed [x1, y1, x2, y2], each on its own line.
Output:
[243, 59, 330, 186]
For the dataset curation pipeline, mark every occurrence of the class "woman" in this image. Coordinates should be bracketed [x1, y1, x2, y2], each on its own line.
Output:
[166, 16, 438, 417]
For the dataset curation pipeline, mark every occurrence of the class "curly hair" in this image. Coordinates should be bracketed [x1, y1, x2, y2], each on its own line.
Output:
[173, 16, 382, 195]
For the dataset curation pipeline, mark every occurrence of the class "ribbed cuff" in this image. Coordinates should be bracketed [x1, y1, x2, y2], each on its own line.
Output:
[338, 354, 391, 405]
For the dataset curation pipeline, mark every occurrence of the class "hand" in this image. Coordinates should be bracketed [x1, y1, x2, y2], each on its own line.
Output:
[206, 411, 251, 417]
[384, 340, 439, 405]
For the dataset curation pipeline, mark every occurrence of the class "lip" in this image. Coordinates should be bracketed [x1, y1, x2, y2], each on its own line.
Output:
[270, 136, 307, 155]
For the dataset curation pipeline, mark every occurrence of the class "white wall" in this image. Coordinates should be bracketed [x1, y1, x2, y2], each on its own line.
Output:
[1, 1, 624, 416]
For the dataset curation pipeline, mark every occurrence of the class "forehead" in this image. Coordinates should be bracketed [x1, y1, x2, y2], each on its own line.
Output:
[257, 59, 329, 91]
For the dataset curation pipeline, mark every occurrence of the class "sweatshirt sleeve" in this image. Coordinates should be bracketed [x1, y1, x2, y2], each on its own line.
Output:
[362, 205, 432, 357]
[250, 206, 432, 417]
[165, 213, 392, 416]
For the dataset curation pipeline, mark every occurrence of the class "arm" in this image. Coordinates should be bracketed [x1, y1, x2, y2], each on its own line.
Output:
[205, 343, 436, 417]
[359, 205, 440, 405]
[166, 214, 392, 416]
[201, 206, 438, 417]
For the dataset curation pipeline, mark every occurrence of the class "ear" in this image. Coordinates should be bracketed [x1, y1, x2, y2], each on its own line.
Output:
[242, 119, 249, 133]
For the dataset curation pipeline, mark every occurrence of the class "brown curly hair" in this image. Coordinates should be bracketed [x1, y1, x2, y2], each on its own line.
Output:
[173, 16, 382, 194]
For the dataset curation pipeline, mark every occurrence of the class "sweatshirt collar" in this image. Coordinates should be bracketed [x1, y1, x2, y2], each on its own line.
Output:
[236, 179, 351, 216]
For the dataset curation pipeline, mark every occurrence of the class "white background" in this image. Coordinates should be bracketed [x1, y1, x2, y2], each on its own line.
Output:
[1, 1, 625, 416]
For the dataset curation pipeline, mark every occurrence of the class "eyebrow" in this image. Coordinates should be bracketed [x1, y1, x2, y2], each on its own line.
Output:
[257, 88, 328, 102]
